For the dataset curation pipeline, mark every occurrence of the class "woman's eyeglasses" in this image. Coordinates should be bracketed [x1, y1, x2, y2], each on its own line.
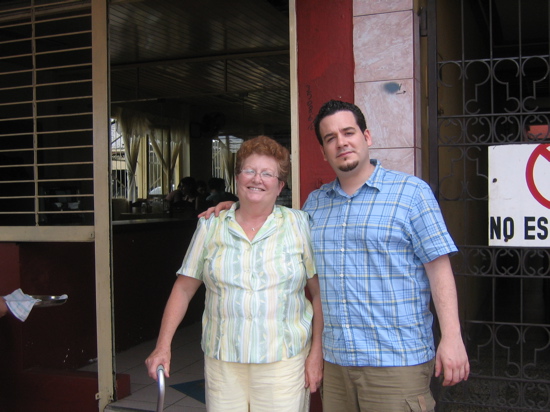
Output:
[240, 169, 280, 181]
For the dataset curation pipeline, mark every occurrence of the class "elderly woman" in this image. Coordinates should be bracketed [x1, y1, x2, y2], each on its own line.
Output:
[146, 135, 323, 412]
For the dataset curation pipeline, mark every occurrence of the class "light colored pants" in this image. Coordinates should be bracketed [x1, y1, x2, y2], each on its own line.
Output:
[322, 359, 436, 412]
[204, 347, 310, 412]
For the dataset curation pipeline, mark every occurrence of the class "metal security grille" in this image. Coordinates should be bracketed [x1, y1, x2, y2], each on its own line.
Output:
[428, 1, 550, 410]
[0, 0, 93, 228]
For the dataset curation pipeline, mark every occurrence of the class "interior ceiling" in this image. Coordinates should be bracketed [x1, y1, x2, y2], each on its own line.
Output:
[109, 0, 291, 139]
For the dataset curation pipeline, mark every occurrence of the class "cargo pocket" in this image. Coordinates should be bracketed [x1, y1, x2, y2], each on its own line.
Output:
[405, 392, 436, 412]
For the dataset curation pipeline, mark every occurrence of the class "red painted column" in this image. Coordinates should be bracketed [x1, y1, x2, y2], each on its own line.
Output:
[296, 0, 354, 205]
[296, 4, 354, 410]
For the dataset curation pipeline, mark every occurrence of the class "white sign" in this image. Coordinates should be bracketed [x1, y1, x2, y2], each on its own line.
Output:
[489, 144, 550, 246]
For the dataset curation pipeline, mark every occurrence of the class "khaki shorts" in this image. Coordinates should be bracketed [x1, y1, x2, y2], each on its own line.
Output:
[322, 359, 436, 412]
[204, 347, 310, 412]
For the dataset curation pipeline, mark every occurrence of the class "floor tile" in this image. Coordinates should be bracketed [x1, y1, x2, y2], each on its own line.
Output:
[104, 322, 204, 411]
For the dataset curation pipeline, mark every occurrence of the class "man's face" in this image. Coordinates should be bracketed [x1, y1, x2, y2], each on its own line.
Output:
[319, 110, 372, 173]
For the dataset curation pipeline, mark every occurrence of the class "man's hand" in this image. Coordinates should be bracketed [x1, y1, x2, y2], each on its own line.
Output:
[435, 334, 470, 386]
[425, 255, 470, 386]
[197, 201, 235, 219]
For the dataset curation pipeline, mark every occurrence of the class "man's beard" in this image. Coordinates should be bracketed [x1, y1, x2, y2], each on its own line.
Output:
[338, 160, 359, 172]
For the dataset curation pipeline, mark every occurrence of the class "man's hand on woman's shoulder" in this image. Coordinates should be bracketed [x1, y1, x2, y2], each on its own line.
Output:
[198, 201, 235, 219]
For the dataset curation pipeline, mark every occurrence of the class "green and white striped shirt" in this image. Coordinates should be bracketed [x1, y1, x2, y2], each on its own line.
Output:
[177, 204, 317, 364]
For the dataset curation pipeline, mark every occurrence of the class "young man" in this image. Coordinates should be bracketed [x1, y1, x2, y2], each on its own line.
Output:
[201, 100, 469, 411]
[303, 100, 469, 411]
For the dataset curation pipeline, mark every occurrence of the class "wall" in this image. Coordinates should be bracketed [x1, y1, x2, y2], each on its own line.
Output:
[0, 242, 99, 411]
[296, 0, 355, 205]
[296, 0, 421, 206]
[353, 0, 422, 177]
[0, 242, 97, 371]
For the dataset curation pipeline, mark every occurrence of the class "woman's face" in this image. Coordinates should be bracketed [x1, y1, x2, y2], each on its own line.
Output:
[236, 154, 284, 207]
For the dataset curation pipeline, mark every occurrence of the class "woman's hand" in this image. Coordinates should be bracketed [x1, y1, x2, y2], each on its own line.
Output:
[305, 275, 324, 393]
[305, 347, 323, 393]
[145, 346, 171, 381]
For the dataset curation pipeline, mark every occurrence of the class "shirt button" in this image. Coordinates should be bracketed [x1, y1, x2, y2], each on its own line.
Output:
[342, 299, 347, 303]
[341, 248, 345, 252]
[342, 223, 346, 227]
[340, 274, 344, 277]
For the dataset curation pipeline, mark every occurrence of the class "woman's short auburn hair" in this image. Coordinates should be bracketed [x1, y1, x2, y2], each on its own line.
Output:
[235, 135, 290, 182]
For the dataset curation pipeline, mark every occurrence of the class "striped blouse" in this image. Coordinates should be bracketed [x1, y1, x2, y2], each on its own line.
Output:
[177, 204, 317, 364]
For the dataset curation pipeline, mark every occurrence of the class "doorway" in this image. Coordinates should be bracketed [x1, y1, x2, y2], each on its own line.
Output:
[106, 0, 292, 407]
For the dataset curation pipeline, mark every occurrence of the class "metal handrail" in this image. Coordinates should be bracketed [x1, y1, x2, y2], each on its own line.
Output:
[156, 364, 165, 412]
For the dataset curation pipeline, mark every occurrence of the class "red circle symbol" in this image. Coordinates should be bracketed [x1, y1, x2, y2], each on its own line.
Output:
[525, 144, 550, 209]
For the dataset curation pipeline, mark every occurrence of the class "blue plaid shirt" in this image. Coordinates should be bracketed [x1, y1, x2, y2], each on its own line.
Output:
[302, 160, 457, 367]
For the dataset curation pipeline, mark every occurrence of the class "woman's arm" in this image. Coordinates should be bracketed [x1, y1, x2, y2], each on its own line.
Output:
[145, 275, 203, 380]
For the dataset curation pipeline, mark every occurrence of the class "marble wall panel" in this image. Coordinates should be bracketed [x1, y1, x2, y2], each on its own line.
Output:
[354, 11, 414, 82]
[355, 79, 415, 149]
[370, 147, 415, 175]
[354, 0, 412, 16]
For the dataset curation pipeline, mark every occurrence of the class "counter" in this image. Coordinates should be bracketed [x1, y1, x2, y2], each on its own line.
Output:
[117, 212, 168, 220]
[112, 217, 204, 351]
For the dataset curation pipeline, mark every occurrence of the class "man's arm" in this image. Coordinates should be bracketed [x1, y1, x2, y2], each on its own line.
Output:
[198, 200, 234, 219]
[424, 254, 470, 386]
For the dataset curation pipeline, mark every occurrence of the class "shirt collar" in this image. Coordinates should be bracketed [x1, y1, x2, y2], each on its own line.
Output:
[365, 159, 384, 191]
[223, 202, 283, 243]
[324, 159, 383, 197]
[224, 201, 283, 223]
[219, 201, 238, 224]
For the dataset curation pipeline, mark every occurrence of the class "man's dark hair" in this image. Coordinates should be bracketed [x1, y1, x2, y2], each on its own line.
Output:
[313, 100, 368, 145]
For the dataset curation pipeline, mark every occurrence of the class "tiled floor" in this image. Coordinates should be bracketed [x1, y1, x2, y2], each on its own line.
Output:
[83, 321, 206, 412]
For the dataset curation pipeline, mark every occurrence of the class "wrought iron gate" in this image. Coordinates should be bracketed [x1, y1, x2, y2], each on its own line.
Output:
[427, 0, 550, 410]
